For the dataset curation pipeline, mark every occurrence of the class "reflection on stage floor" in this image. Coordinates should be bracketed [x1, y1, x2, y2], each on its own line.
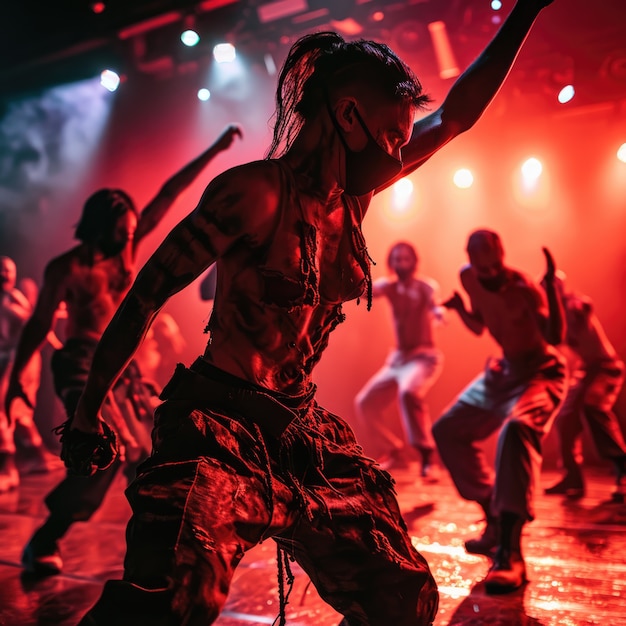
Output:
[1, 464, 625, 625]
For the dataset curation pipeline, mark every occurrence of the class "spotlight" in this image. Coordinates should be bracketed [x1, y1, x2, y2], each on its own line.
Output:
[213, 43, 236, 63]
[453, 168, 474, 189]
[198, 88, 211, 101]
[100, 69, 120, 92]
[181, 29, 200, 47]
[557, 85, 575, 104]
[392, 178, 414, 212]
[521, 157, 543, 180]
[91, 2, 106, 14]
[491, 0, 502, 10]
[617, 143, 626, 163]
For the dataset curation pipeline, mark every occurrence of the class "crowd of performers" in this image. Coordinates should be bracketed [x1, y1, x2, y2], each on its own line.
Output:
[1, 1, 624, 624]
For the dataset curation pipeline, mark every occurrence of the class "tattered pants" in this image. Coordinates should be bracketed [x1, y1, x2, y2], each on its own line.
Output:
[79, 359, 439, 626]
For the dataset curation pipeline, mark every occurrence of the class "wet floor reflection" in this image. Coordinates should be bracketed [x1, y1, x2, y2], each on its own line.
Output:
[1, 466, 624, 625]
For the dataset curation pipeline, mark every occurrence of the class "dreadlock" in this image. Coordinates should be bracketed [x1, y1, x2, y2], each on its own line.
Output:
[266, 31, 431, 159]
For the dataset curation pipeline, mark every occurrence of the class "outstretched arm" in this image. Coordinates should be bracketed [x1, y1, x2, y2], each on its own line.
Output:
[442, 286, 485, 336]
[134, 124, 243, 243]
[380, 0, 554, 189]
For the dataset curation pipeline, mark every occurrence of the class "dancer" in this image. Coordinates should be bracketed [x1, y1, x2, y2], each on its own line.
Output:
[544, 272, 626, 501]
[434, 229, 566, 594]
[5, 124, 242, 575]
[0, 257, 60, 492]
[354, 242, 443, 477]
[65, 2, 558, 623]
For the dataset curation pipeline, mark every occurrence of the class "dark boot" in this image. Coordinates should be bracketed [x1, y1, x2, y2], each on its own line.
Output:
[465, 516, 499, 556]
[545, 463, 585, 499]
[418, 447, 436, 479]
[484, 512, 527, 594]
[610, 456, 626, 503]
[21, 516, 70, 576]
[465, 498, 498, 556]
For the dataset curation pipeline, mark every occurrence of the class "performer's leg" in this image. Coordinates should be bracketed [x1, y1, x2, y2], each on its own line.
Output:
[397, 353, 443, 476]
[354, 366, 404, 459]
[486, 356, 566, 594]
[276, 411, 438, 626]
[78, 398, 295, 625]
[545, 377, 586, 497]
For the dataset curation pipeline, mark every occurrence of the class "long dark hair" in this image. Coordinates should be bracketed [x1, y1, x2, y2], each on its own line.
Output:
[266, 31, 431, 159]
[74, 188, 138, 244]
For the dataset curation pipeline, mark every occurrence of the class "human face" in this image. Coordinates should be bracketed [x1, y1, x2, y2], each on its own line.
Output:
[358, 98, 414, 162]
[332, 98, 413, 195]
[468, 247, 506, 292]
[389, 245, 417, 280]
[101, 210, 138, 257]
[0, 256, 16, 292]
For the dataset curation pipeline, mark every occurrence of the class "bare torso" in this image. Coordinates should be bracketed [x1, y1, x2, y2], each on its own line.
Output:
[51, 245, 134, 341]
[562, 293, 616, 365]
[203, 159, 369, 395]
[461, 266, 548, 362]
[375, 276, 437, 351]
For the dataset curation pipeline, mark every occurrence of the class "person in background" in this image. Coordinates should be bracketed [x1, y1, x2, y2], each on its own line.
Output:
[435, 230, 566, 593]
[544, 271, 626, 502]
[5, 125, 242, 575]
[354, 242, 444, 478]
[0, 257, 61, 492]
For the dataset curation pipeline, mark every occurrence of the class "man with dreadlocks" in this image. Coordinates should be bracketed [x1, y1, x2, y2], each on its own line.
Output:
[64, 2, 557, 624]
[5, 124, 242, 576]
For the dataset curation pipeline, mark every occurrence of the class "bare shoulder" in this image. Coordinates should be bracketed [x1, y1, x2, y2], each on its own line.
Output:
[200, 160, 280, 211]
[418, 276, 439, 294]
[459, 264, 474, 287]
[195, 160, 281, 241]
[43, 245, 85, 282]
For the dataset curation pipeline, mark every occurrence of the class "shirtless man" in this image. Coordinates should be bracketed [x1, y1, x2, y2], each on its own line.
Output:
[544, 272, 626, 501]
[0, 257, 59, 491]
[434, 229, 566, 594]
[355, 242, 443, 477]
[62, 2, 559, 623]
[5, 124, 242, 575]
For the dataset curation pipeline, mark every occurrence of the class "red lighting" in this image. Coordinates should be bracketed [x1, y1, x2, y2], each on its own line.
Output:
[372, 11, 384, 22]
[91, 2, 106, 14]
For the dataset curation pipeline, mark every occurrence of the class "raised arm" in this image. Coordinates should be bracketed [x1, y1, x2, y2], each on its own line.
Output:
[381, 0, 554, 189]
[71, 163, 278, 439]
[134, 124, 243, 244]
[537, 247, 565, 345]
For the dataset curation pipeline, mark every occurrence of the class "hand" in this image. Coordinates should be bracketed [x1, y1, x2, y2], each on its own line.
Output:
[542, 247, 556, 285]
[55, 417, 118, 476]
[4, 377, 33, 425]
[215, 124, 243, 151]
[441, 291, 464, 312]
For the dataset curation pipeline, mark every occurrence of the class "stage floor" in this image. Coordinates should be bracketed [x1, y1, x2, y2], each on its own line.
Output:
[1, 463, 625, 625]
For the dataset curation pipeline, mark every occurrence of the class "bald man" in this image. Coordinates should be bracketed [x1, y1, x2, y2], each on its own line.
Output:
[434, 230, 566, 593]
